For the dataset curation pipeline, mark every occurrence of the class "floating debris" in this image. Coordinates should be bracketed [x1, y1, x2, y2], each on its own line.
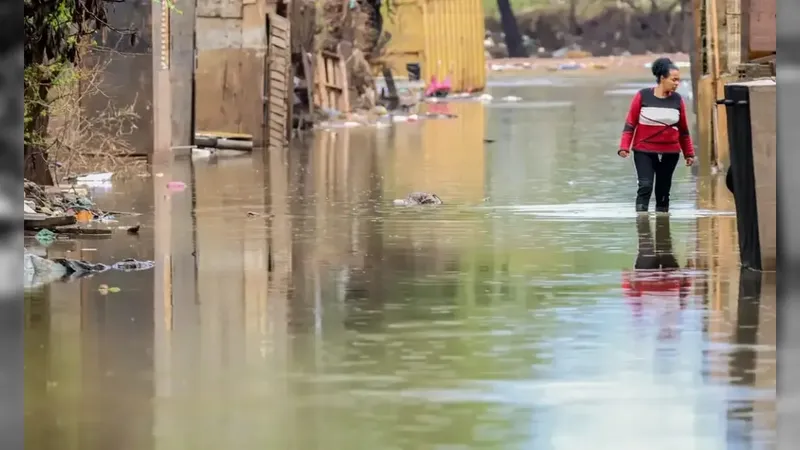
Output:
[23, 179, 135, 235]
[24, 251, 156, 289]
[34, 229, 56, 246]
[166, 181, 187, 192]
[393, 192, 443, 206]
[66, 172, 113, 183]
[75, 210, 93, 222]
[98, 284, 121, 295]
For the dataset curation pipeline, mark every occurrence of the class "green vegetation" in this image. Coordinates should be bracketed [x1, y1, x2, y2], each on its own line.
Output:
[23, 0, 177, 185]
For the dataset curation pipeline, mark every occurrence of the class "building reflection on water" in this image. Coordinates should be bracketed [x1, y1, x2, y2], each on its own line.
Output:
[23, 100, 775, 449]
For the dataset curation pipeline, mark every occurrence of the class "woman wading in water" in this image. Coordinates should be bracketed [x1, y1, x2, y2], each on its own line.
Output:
[618, 57, 695, 213]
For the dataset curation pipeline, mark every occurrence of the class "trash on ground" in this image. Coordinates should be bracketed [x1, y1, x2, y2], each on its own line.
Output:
[35, 229, 56, 246]
[75, 210, 93, 222]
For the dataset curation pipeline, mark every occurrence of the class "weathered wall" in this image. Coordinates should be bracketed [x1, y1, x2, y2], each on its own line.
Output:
[170, 0, 197, 147]
[748, 81, 776, 271]
[83, 0, 154, 154]
[195, 0, 273, 145]
[742, 0, 776, 60]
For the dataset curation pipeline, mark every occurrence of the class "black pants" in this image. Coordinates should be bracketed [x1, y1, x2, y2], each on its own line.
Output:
[634, 215, 679, 270]
[633, 150, 680, 211]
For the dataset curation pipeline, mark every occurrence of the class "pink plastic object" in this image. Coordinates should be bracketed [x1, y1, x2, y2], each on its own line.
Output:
[425, 75, 439, 97]
[166, 181, 187, 192]
[440, 75, 452, 90]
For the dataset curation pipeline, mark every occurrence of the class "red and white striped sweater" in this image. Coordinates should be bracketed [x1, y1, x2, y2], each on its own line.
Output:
[618, 88, 695, 157]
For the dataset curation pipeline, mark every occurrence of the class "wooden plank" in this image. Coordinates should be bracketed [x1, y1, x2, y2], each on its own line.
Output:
[302, 52, 315, 116]
[336, 44, 350, 112]
[697, 75, 714, 176]
[287, 62, 295, 141]
[270, 17, 290, 32]
[196, 49, 265, 142]
[196, 130, 253, 140]
[24, 215, 78, 230]
[314, 54, 328, 109]
[266, 12, 291, 148]
[690, 0, 703, 114]
[270, 36, 288, 50]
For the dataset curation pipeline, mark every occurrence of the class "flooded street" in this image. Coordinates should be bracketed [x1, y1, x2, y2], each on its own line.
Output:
[24, 77, 776, 449]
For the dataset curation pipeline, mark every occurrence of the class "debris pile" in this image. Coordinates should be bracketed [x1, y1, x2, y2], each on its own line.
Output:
[24, 250, 154, 289]
[23, 178, 139, 238]
[25, 179, 105, 219]
[484, 5, 690, 58]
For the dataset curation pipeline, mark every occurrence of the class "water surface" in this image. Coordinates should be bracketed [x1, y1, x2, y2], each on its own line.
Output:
[24, 77, 775, 450]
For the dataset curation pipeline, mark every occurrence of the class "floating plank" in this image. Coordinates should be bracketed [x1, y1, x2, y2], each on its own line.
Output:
[196, 131, 254, 141]
[24, 215, 77, 230]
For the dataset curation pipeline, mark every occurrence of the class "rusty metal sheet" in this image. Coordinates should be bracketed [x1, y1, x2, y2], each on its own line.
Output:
[379, 0, 486, 92]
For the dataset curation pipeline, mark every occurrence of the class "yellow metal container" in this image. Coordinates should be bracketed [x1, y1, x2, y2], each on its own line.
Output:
[379, 0, 486, 92]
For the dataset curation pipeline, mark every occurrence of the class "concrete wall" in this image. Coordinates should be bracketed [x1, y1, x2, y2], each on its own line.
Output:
[170, 0, 197, 147]
[195, 0, 274, 145]
[83, 0, 154, 154]
[748, 80, 776, 271]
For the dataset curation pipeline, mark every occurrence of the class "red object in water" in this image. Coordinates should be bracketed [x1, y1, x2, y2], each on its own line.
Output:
[425, 74, 452, 98]
[622, 269, 690, 298]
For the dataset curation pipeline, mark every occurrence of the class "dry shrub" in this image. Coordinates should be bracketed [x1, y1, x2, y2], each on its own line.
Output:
[45, 55, 147, 182]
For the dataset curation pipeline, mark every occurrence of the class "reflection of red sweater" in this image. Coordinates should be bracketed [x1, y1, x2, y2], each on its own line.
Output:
[622, 270, 691, 312]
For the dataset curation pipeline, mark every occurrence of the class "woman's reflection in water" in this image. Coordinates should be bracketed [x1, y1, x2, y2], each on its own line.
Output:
[622, 215, 691, 340]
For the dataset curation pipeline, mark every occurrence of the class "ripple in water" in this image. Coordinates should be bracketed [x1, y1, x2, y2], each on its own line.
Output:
[482, 202, 736, 221]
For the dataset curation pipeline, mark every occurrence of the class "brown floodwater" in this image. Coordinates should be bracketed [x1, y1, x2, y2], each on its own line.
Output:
[24, 77, 776, 450]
